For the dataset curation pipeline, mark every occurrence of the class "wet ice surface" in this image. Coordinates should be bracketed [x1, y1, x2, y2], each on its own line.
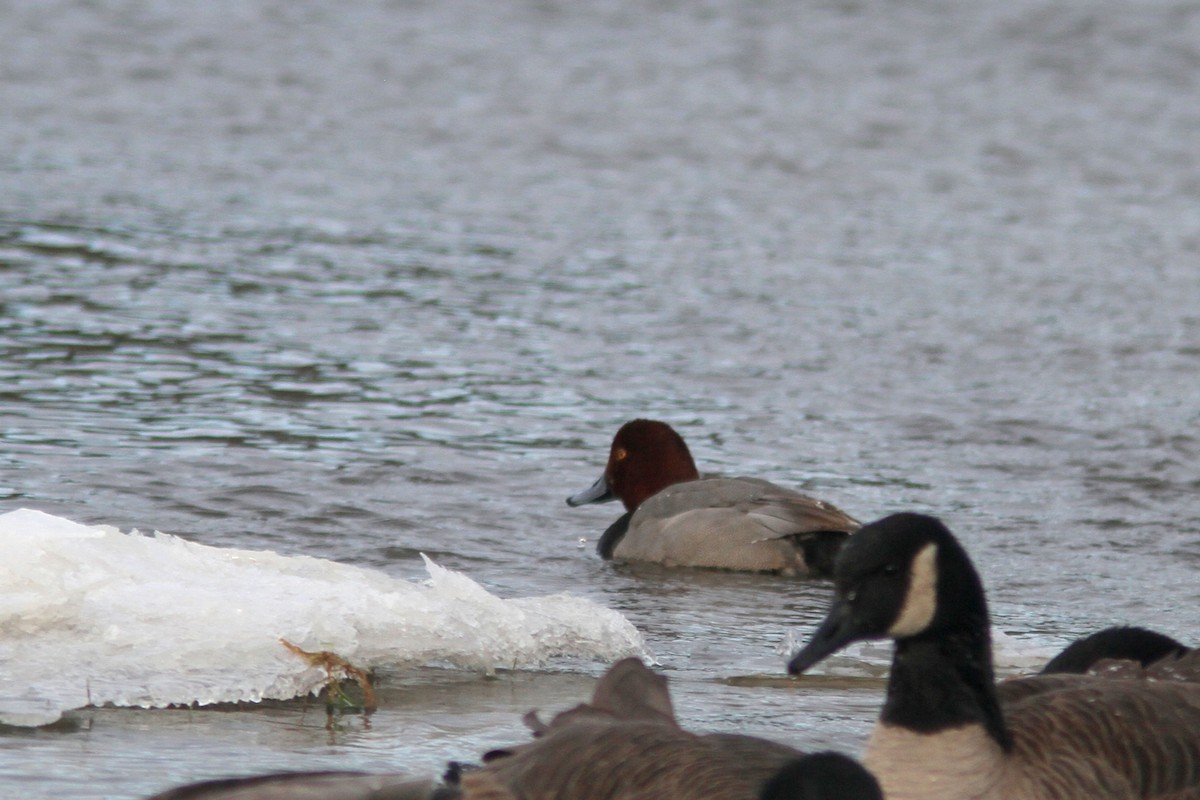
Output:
[2, 0, 1200, 797]
[0, 509, 644, 725]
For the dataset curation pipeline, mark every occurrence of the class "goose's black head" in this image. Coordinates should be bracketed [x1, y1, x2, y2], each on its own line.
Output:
[788, 513, 987, 675]
[759, 752, 882, 800]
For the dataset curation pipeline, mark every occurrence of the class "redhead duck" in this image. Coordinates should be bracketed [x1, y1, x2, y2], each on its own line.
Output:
[567, 420, 859, 576]
[147, 658, 881, 800]
[788, 513, 1200, 800]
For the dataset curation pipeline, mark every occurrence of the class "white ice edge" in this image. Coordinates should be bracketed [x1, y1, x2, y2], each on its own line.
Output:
[0, 508, 647, 726]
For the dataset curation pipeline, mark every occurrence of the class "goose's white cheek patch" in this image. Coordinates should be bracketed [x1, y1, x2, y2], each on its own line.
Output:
[887, 543, 939, 638]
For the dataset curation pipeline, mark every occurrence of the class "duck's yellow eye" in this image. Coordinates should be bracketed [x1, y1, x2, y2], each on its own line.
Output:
[614, 447, 628, 461]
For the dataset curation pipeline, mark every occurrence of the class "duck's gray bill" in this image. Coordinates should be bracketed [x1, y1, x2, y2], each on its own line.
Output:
[567, 474, 615, 506]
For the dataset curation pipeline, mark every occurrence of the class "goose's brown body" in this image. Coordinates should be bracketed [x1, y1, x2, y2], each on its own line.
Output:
[466, 721, 808, 800]
[465, 658, 808, 800]
[873, 676, 1200, 800]
[1002, 678, 1200, 799]
[1084, 649, 1200, 683]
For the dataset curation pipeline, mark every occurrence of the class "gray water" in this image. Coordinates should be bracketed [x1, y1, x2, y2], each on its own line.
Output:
[3, 0, 1200, 796]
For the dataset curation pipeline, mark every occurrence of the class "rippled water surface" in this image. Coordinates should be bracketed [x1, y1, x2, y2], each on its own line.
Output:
[3, 0, 1200, 796]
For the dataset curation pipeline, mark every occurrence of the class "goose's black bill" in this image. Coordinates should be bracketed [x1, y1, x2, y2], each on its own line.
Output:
[788, 597, 861, 675]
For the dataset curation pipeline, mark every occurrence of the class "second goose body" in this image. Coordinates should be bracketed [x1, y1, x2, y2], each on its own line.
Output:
[1039, 625, 1200, 682]
[788, 513, 1200, 800]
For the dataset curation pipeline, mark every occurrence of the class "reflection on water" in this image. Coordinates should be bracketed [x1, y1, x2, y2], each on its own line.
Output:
[2, 0, 1200, 796]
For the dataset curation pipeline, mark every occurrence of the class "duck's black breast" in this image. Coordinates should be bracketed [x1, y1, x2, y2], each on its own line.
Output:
[597, 511, 633, 559]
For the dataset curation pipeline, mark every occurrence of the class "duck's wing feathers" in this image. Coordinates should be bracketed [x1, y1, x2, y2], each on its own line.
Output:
[641, 478, 858, 536]
[617, 479, 856, 573]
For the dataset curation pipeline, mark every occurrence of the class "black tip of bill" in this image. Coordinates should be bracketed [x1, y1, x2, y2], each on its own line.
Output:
[786, 598, 860, 676]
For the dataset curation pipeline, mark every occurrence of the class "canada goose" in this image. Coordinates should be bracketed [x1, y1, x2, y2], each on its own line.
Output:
[567, 419, 859, 575]
[147, 658, 881, 800]
[1040, 625, 1191, 674]
[787, 512, 1200, 800]
[460, 658, 880, 799]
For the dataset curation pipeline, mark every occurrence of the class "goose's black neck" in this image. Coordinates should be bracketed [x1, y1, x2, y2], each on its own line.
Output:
[882, 627, 1011, 751]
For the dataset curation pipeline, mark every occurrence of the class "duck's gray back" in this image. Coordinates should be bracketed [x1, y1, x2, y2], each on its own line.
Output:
[615, 478, 855, 573]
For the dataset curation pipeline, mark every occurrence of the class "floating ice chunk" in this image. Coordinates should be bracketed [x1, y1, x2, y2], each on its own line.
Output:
[0, 509, 645, 726]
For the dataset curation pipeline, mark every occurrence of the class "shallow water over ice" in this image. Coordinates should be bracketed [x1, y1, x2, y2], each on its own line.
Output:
[0, 509, 644, 726]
